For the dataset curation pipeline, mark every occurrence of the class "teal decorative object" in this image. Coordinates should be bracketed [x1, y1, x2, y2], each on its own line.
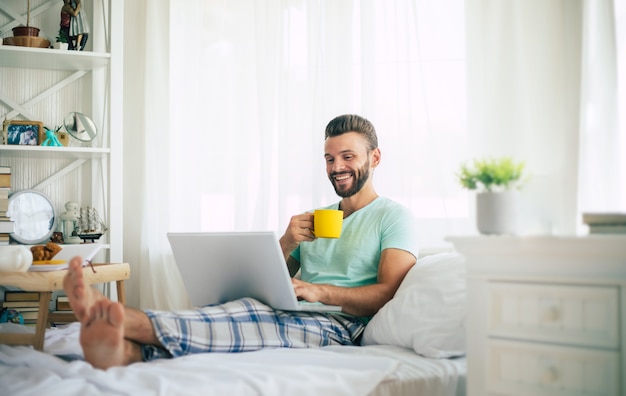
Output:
[41, 127, 63, 146]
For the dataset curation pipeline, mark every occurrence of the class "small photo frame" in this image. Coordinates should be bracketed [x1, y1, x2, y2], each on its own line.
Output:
[3, 120, 43, 146]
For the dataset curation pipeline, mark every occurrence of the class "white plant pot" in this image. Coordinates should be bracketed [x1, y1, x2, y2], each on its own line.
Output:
[476, 191, 520, 235]
[53, 42, 69, 50]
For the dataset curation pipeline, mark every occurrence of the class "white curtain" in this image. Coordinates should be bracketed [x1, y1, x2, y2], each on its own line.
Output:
[124, 0, 468, 310]
[166, 0, 469, 237]
[466, 0, 624, 235]
[123, 1, 191, 310]
[578, 0, 625, 214]
[123, 0, 624, 310]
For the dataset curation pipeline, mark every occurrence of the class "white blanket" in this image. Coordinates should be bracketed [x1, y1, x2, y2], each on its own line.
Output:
[0, 323, 399, 396]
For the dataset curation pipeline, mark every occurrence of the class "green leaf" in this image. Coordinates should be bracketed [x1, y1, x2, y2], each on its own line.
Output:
[456, 157, 526, 192]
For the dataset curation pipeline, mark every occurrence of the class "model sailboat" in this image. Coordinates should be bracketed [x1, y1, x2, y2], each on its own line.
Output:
[77, 206, 108, 243]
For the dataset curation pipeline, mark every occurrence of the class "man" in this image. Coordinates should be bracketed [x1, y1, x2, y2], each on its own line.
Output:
[64, 114, 418, 369]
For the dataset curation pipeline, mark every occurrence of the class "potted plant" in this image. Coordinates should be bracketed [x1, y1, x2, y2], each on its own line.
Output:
[457, 157, 526, 235]
[5, 0, 50, 48]
[12, 0, 39, 37]
[54, 28, 70, 50]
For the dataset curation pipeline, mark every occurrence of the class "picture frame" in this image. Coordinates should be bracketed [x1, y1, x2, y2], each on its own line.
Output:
[3, 120, 43, 146]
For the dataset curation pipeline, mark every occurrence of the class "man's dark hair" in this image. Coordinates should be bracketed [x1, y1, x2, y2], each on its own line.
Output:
[324, 114, 378, 151]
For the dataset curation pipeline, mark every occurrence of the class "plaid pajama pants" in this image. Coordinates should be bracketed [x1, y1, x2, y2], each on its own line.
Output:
[141, 297, 367, 361]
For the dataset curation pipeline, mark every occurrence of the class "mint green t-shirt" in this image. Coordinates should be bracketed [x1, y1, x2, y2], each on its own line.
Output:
[290, 197, 419, 288]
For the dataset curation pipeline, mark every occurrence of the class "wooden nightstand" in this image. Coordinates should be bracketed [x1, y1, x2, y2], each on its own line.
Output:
[447, 236, 626, 396]
[0, 263, 130, 351]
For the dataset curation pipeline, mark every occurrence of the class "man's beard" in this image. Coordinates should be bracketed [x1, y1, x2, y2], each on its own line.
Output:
[330, 160, 371, 198]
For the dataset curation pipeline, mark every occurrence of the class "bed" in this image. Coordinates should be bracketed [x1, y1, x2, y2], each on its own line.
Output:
[0, 252, 467, 396]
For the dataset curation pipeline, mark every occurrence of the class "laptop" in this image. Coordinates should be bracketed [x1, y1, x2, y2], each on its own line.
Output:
[167, 231, 342, 312]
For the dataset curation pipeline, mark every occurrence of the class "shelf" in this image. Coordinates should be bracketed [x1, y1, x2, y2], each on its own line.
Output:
[0, 45, 110, 71]
[0, 144, 109, 160]
[0, 0, 124, 266]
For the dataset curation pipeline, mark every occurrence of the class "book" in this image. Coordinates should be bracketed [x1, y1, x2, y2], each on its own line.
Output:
[49, 311, 76, 324]
[0, 188, 8, 199]
[28, 260, 69, 272]
[588, 224, 626, 234]
[56, 296, 71, 311]
[18, 311, 40, 320]
[4, 291, 41, 302]
[10, 306, 39, 313]
[0, 199, 7, 212]
[0, 166, 9, 174]
[0, 220, 14, 233]
[582, 212, 626, 225]
[1, 300, 42, 308]
[0, 174, 10, 189]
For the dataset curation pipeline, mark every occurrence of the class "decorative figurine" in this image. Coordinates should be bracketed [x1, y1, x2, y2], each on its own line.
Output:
[59, 201, 82, 244]
[62, 0, 89, 51]
[51, 231, 64, 244]
[41, 127, 63, 146]
[58, 0, 71, 49]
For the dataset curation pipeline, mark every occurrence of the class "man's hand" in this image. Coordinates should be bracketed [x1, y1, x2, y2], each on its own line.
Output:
[290, 248, 416, 317]
[279, 212, 315, 260]
[291, 278, 325, 302]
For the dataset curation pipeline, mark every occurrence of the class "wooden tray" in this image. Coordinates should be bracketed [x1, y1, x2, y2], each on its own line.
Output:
[3, 36, 50, 48]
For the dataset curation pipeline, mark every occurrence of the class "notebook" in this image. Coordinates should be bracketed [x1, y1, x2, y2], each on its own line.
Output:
[167, 232, 342, 312]
[28, 243, 104, 272]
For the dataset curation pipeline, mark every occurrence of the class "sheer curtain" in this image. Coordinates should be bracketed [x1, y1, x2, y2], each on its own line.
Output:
[466, 0, 625, 235]
[124, 0, 468, 309]
[167, 0, 468, 237]
[124, 1, 624, 310]
[578, 0, 625, 215]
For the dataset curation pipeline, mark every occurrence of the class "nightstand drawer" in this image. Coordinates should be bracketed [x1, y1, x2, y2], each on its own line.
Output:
[486, 339, 621, 396]
[488, 282, 619, 348]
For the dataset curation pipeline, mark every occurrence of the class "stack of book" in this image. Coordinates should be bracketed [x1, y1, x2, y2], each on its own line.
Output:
[0, 166, 13, 245]
[1, 291, 46, 326]
[582, 212, 626, 234]
[49, 295, 75, 325]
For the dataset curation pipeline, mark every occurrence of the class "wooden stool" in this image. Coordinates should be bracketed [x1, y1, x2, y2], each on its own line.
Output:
[0, 263, 130, 351]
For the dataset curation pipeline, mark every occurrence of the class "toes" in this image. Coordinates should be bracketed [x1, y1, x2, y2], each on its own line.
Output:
[72, 283, 84, 299]
[108, 302, 124, 326]
[84, 300, 103, 326]
[69, 256, 83, 269]
[93, 300, 107, 320]
[86, 300, 123, 328]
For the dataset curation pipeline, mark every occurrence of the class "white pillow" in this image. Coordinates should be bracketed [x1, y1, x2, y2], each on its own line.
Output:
[361, 252, 466, 359]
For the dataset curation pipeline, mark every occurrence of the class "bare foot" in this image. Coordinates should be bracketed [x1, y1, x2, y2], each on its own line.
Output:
[80, 299, 126, 369]
[63, 256, 104, 322]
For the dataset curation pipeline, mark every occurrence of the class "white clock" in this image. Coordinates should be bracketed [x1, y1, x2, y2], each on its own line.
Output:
[7, 190, 57, 245]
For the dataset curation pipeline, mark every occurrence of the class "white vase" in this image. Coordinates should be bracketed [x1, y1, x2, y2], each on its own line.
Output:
[476, 191, 520, 235]
[53, 42, 69, 50]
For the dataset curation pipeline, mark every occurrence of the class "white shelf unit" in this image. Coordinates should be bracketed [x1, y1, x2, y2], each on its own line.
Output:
[0, 0, 123, 263]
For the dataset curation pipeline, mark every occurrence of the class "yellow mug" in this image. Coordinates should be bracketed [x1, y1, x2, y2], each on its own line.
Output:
[313, 209, 344, 238]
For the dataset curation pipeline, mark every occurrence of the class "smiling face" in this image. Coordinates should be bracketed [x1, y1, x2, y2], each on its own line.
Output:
[324, 132, 380, 198]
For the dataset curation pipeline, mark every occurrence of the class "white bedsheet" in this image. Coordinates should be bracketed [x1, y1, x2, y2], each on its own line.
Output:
[325, 344, 466, 396]
[0, 323, 465, 396]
